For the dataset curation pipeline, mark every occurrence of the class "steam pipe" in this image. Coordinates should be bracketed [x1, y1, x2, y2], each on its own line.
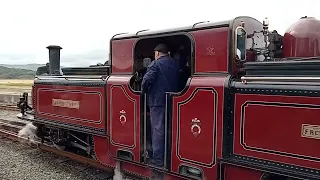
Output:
[46, 45, 62, 75]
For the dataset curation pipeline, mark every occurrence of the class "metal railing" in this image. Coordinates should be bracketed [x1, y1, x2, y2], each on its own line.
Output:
[35, 75, 108, 81]
[241, 76, 320, 85]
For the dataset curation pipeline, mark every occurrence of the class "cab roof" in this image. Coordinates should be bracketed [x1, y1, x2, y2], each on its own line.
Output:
[111, 16, 259, 40]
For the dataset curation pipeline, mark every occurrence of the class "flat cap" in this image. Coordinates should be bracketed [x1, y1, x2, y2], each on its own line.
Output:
[154, 44, 169, 53]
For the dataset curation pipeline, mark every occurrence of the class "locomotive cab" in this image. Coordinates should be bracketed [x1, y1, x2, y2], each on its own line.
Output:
[130, 33, 193, 169]
[107, 17, 266, 179]
[131, 34, 193, 93]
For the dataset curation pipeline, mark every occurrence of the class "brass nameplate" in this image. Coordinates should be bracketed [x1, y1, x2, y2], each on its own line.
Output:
[301, 124, 320, 139]
[52, 99, 80, 109]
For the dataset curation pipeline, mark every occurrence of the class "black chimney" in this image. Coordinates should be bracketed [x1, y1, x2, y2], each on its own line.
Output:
[46, 45, 62, 75]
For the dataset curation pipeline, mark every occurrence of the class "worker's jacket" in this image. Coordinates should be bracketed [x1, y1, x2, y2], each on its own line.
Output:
[141, 55, 180, 107]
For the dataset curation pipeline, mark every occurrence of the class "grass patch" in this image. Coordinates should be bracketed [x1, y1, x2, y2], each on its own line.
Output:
[0, 79, 33, 88]
[0, 83, 33, 87]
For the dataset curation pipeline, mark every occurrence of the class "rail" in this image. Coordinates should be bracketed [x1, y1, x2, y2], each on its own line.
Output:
[0, 115, 153, 179]
[0, 104, 19, 111]
[35, 75, 108, 81]
[0, 117, 114, 179]
[0, 129, 113, 173]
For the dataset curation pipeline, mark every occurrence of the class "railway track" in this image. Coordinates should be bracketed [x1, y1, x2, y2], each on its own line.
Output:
[0, 103, 19, 111]
[0, 117, 116, 180]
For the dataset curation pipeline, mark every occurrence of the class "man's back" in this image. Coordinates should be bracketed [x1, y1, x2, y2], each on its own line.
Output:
[142, 55, 180, 106]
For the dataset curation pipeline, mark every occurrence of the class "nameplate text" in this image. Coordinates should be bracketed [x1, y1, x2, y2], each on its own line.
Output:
[52, 99, 80, 109]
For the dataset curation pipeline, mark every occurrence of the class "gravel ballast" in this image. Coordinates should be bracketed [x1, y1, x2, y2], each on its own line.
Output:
[0, 109, 21, 121]
[0, 137, 113, 180]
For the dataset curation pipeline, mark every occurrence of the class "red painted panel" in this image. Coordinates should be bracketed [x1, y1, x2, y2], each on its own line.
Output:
[191, 27, 229, 73]
[234, 93, 320, 169]
[178, 89, 216, 165]
[224, 164, 263, 180]
[171, 76, 227, 179]
[163, 175, 187, 180]
[35, 85, 105, 130]
[121, 162, 189, 180]
[37, 89, 101, 123]
[107, 75, 141, 162]
[110, 85, 135, 148]
[93, 136, 116, 168]
[111, 38, 137, 74]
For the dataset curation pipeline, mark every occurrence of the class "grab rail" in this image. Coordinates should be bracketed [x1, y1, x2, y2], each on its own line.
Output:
[35, 75, 108, 81]
[143, 93, 147, 163]
[241, 76, 320, 84]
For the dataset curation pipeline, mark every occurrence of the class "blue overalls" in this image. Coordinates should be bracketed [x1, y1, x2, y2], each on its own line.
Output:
[141, 55, 179, 168]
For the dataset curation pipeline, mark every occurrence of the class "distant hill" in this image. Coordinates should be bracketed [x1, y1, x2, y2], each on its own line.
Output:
[0, 63, 45, 71]
[0, 66, 36, 79]
[0, 62, 107, 79]
[0, 63, 70, 71]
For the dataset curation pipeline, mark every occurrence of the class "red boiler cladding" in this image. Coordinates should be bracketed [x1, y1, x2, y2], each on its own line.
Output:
[283, 16, 320, 58]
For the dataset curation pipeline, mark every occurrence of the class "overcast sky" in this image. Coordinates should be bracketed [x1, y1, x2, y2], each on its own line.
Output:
[0, 0, 319, 67]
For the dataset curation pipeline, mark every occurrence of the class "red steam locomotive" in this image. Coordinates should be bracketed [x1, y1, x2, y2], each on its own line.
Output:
[17, 16, 320, 180]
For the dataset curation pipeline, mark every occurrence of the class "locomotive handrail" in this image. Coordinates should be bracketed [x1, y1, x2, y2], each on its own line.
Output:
[241, 76, 320, 84]
[165, 91, 180, 95]
[165, 91, 186, 97]
[192, 21, 210, 28]
[164, 93, 169, 169]
[112, 32, 129, 39]
[143, 93, 147, 163]
[240, 81, 320, 86]
[136, 29, 150, 35]
[35, 75, 108, 81]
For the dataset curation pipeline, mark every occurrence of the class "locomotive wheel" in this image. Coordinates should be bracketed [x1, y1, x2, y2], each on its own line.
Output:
[34, 124, 44, 138]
